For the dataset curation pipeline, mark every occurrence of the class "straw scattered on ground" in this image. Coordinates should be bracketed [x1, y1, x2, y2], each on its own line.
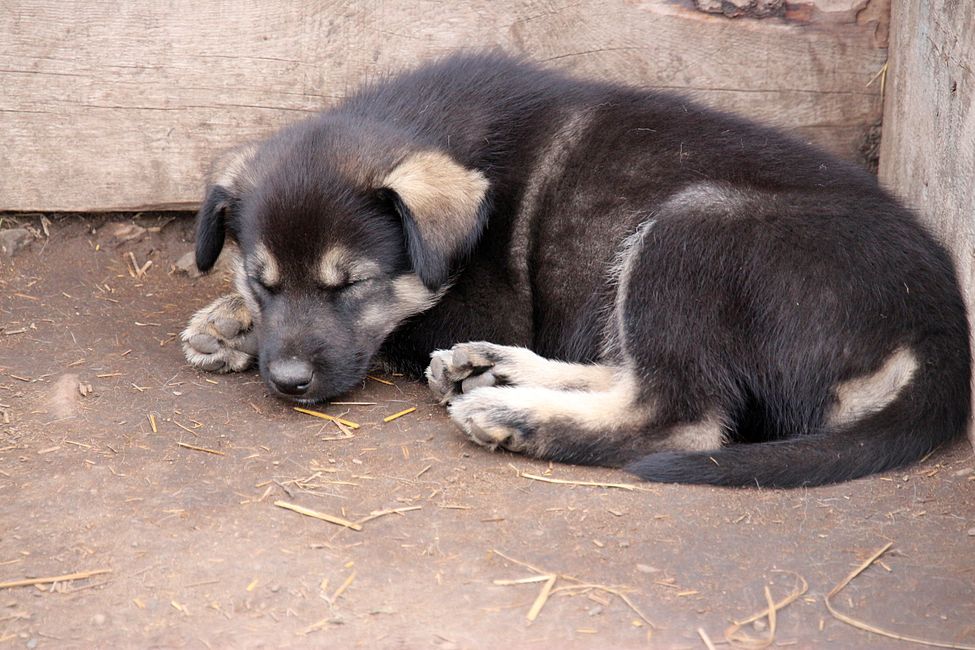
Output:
[724, 571, 808, 648]
[517, 470, 639, 491]
[177, 441, 225, 456]
[0, 569, 112, 590]
[293, 406, 360, 429]
[353, 505, 422, 527]
[490, 549, 654, 628]
[824, 543, 975, 650]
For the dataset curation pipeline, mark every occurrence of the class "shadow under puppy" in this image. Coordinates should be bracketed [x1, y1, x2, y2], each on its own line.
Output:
[182, 53, 971, 488]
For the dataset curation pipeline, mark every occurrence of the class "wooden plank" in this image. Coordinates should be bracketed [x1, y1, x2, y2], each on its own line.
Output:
[879, 0, 975, 449]
[0, 0, 886, 212]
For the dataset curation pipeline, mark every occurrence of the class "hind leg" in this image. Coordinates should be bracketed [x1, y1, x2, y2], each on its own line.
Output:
[426, 341, 617, 403]
[447, 369, 727, 466]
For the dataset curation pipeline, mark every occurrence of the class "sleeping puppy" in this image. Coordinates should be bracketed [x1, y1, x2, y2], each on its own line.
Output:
[182, 53, 971, 488]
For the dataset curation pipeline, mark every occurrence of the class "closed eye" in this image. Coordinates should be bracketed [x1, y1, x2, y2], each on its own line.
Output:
[319, 276, 372, 293]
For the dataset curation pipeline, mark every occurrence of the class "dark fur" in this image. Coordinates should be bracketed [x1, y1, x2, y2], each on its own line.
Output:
[191, 53, 971, 487]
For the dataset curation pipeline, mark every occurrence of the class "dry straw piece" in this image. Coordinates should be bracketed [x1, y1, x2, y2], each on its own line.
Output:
[382, 407, 416, 423]
[353, 506, 422, 527]
[698, 627, 718, 650]
[328, 571, 356, 605]
[274, 500, 362, 531]
[177, 441, 225, 456]
[724, 571, 808, 648]
[824, 543, 975, 650]
[0, 568, 112, 590]
[526, 575, 558, 622]
[293, 406, 360, 429]
[518, 471, 638, 491]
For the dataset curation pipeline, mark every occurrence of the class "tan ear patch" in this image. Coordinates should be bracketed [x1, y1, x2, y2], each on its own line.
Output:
[382, 151, 489, 246]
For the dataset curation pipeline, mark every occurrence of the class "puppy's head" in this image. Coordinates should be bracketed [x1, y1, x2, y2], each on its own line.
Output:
[194, 120, 489, 401]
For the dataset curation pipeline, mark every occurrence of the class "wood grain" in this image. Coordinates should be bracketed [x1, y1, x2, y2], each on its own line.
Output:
[0, 1, 886, 211]
[879, 0, 975, 448]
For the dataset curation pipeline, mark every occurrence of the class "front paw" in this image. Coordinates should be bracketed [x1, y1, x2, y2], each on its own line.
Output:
[181, 294, 258, 373]
[425, 342, 509, 403]
[447, 388, 530, 453]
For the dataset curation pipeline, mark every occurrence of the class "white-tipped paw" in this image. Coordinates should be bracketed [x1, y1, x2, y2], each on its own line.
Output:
[426, 342, 520, 403]
[181, 294, 258, 373]
[447, 388, 529, 453]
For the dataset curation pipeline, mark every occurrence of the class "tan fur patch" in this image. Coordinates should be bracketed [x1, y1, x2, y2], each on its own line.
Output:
[250, 243, 280, 288]
[360, 274, 443, 332]
[830, 347, 918, 426]
[479, 346, 619, 392]
[662, 415, 727, 452]
[382, 151, 488, 249]
[391, 273, 443, 310]
[478, 373, 648, 431]
[212, 142, 259, 190]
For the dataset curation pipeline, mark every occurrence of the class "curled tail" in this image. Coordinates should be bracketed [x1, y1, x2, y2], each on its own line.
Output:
[626, 339, 971, 488]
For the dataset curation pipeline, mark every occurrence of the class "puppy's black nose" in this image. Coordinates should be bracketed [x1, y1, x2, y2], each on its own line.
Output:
[267, 359, 314, 396]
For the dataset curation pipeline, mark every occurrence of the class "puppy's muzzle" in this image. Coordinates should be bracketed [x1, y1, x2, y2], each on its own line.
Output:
[267, 358, 315, 397]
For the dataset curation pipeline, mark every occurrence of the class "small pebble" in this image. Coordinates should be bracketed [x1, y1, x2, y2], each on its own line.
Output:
[0, 228, 32, 257]
[173, 251, 202, 278]
[106, 222, 147, 244]
[967, 527, 975, 536]
[636, 564, 659, 574]
[752, 619, 767, 632]
[92, 613, 107, 626]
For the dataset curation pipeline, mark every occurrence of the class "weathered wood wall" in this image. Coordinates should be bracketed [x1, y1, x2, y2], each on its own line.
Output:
[0, 0, 888, 212]
[879, 0, 975, 448]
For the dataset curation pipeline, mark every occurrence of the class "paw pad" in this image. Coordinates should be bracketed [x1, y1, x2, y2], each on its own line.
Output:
[182, 294, 258, 373]
[425, 343, 501, 402]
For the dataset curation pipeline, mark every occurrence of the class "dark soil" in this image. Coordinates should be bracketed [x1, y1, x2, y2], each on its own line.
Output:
[1, 214, 973, 649]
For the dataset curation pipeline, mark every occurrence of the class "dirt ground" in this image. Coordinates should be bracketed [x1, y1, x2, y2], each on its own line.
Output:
[1, 214, 974, 649]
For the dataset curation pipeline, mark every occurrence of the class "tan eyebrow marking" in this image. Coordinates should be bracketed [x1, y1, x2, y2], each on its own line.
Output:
[251, 243, 280, 287]
[317, 245, 381, 287]
[318, 245, 353, 287]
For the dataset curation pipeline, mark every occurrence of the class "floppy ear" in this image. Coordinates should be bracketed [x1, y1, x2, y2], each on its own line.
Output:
[195, 143, 258, 272]
[382, 151, 490, 289]
[195, 185, 233, 272]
